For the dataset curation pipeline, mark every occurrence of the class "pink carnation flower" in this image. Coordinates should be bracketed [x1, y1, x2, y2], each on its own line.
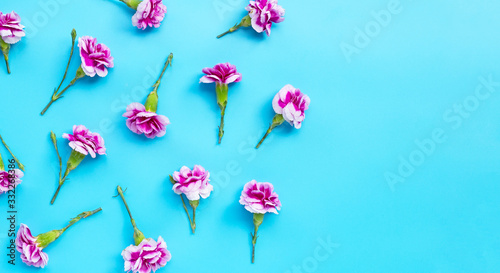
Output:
[15, 224, 49, 268]
[240, 180, 281, 214]
[122, 236, 171, 273]
[63, 125, 106, 158]
[199, 63, 242, 85]
[123, 102, 170, 139]
[245, 0, 285, 36]
[0, 169, 23, 194]
[132, 0, 167, 30]
[272, 84, 310, 129]
[172, 165, 213, 201]
[0, 11, 25, 44]
[78, 36, 114, 77]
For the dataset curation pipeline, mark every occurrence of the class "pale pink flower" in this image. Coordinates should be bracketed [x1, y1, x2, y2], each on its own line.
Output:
[63, 125, 106, 158]
[0, 169, 23, 194]
[172, 165, 213, 201]
[78, 36, 114, 77]
[122, 236, 171, 273]
[239, 180, 281, 214]
[245, 0, 285, 36]
[132, 0, 167, 30]
[123, 102, 170, 139]
[199, 63, 242, 85]
[272, 84, 310, 129]
[15, 224, 49, 268]
[0, 11, 25, 44]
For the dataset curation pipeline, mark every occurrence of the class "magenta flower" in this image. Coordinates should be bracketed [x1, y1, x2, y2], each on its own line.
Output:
[0, 11, 25, 74]
[256, 84, 310, 148]
[240, 180, 281, 214]
[117, 186, 171, 272]
[124, 103, 170, 138]
[0, 11, 25, 44]
[123, 54, 173, 139]
[170, 165, 213, 234]
[199, 63, 242, 144]
[15, 224, 48, 268]
[122, 236, 172, 273]
[200, 63, 242, 85]
[132, 0, 167, 30]
[16, 208, 102, 268]
[239, 180, 281, 263]
[41, 30, 114, 115]
[0, 169, 23, 194]
[272, 84, 310, 129]
[172, 165, 213, 201]
[50, 126, 106, 204]
[78, 36, 114, 77]
[63, 125, 106, 158]
[217, 0, 285, 38]
[246, 0, 285, 36]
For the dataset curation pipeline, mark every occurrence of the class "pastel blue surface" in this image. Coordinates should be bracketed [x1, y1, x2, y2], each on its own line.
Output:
[1, 0, 500, 272]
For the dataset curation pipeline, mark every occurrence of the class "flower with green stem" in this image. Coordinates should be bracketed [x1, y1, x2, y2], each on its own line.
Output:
[0, 11, 26, 74]
[15, 207, 102, 268]
[169, 165, 213, 234]
[116, 186, 172, 273]
[41, 29, 114, 115]
[199, 63, 242, 144]
[49, 125, 106, 204]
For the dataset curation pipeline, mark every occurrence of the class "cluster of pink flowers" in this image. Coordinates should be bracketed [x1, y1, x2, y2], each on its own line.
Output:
[122, 236, 171, 273]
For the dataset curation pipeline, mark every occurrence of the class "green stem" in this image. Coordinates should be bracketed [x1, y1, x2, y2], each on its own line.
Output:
[117, 185, 145, 245]
[251, 224, 259, 263]
[0, 151, 4, 171]
[180, 195, 194, 233]
[256, 124, 274, 149]
[50, 131, 62, 181]
[41, 75, 80, 116]
[3, 53, 10, 74]
[50, 168, 71, 205]
[55, 29, 77, 94]
[144, 53, 174, 113]
[218, 105, 226, 144]
[217, 15, 251, 39]
[61, 207, 102, 232]
[0, 134, 24, 171]
[153, 53, 173, 93]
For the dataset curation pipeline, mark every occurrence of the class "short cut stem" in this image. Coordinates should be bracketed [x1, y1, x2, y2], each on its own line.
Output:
[3, 53, 10, 74]
[61, 207, 102, 232]
[0, 134, 25, 171]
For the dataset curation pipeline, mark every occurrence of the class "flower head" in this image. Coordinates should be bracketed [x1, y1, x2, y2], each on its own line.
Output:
[0, 169, 23, 194]
[199, 63, 242, 85]
[272, 84, 310, 129]
[132, 0, 167, 30]
[63, 125, 106, 158]
[0, 11, 25, 44]
[245, 0, 285, 36]
[78, 36, 114, 77]
[240, 180, 281, 214]
[122, 236, 171, 273]
[172, 165, 213, 201]
[123, 102, 170, 139]
[15, 224, 49, 268]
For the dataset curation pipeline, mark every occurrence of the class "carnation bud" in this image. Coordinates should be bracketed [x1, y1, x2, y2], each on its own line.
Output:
[35, 230, 63, 248]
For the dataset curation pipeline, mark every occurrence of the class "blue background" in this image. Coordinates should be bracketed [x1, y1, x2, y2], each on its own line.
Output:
[1, 0, 500, 272]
